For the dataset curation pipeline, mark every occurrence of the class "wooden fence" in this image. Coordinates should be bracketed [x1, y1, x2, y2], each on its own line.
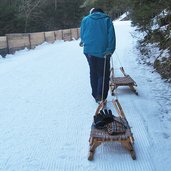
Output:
[0, 28, 80, 57]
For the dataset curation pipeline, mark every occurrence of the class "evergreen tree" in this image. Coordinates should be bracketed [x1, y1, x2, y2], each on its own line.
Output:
[82, 0, 129, 20]
[0, 0, 84, 35]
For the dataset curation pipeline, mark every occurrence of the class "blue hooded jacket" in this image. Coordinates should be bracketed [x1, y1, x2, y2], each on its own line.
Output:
[80, 12, 116, 58]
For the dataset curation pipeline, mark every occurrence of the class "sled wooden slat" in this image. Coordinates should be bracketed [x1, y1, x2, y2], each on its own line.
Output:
[111, 75, 136, 86]
[90, 121, 132, 141]
[110, 67, 138, 95]
[88, 100, 136, 161]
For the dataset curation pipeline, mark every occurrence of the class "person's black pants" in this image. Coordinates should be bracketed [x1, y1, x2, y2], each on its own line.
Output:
[85, 54, 110, 100]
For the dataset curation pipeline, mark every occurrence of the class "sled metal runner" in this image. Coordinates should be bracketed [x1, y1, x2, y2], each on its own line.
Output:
[110, 67, 138, 95]
[88, 99, 136, 161]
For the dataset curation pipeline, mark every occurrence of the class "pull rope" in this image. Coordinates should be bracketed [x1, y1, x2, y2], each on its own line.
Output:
[115, 52, 123, 67]
[111, 54, 114, 71]
[115, 83, 118, 100]
[101, 56, 107, 101]
[110, 54, 114, 80]
[102, 52, 123, 102]
[111, 55, 118, 100]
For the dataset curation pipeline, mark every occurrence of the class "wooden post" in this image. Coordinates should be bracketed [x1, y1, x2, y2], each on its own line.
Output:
[54, 31, 56, 40]
[61, 30, 63, 40]
[6, 35, 9, 54]
[28, 34, 31, 49]
[44, 32, 46, 42]
[70, 29, 72, 41]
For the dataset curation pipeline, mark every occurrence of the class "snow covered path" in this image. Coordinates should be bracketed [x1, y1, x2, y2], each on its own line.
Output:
[0, 20, 171, 171]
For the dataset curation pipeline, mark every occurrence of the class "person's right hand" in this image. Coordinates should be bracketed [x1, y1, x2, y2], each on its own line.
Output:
[105, 53, 112, 59]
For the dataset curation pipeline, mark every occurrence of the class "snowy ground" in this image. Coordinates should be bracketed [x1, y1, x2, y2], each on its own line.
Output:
[0, 20, 171, 171]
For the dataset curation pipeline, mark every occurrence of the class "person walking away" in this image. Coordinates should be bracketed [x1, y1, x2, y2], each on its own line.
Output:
[80, 8, 116, 103]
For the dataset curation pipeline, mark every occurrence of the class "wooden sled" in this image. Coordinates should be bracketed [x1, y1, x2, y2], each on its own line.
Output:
[88, 99, 136, 161]
[110, 67, 138, 95]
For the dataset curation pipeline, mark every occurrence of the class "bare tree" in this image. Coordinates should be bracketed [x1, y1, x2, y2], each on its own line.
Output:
[19, 0, 46, 32]
[54, 0, 57, 10]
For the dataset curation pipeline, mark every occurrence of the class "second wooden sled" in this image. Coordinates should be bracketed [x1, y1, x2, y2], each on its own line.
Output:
[110, 67, 138, 95]
[88, 99, 136, 161]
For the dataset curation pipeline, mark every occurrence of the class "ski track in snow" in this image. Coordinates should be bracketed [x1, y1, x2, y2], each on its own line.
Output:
[0, 20, 170, 171]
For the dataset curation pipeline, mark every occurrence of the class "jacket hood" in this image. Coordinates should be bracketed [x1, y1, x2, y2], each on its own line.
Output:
[89, 12, 109, 20]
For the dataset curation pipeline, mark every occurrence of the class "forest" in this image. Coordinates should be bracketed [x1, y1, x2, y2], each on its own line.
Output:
[0, 0, 84, 35]
[0, 0, 131, 36]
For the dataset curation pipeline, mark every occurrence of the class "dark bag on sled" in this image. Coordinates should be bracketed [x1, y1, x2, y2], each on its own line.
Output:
[107, 117, 127, 135]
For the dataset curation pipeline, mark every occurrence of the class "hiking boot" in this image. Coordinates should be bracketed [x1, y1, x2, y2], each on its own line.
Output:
[95, 96, 106, 104]
[95, 96, 102, 104]
[95, 99, 102, 104]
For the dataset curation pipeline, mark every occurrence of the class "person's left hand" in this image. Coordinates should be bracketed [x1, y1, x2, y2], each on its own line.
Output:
[79, 42, 84, 47]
